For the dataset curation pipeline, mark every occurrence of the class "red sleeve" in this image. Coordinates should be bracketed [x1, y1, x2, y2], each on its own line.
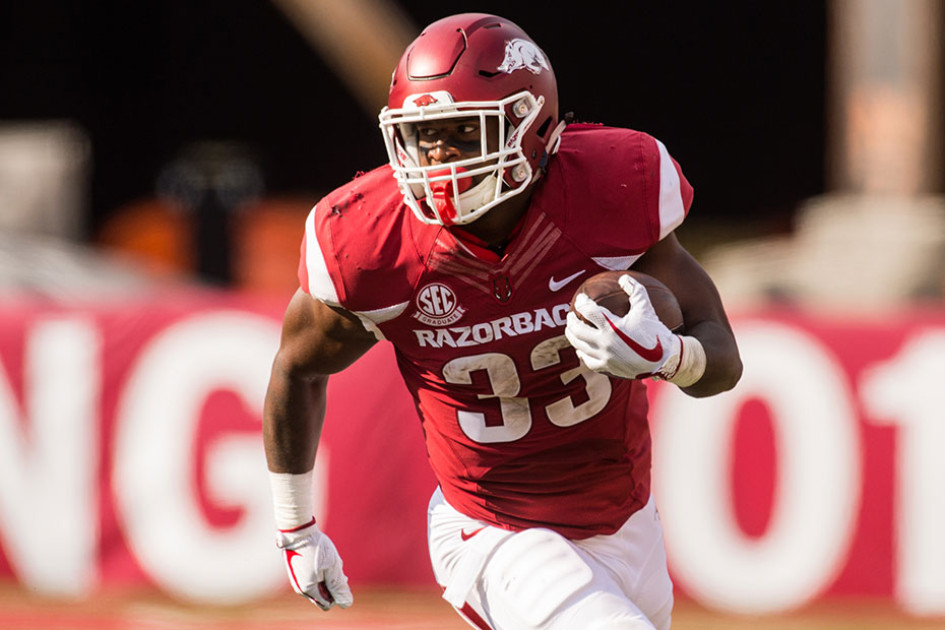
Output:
[297, 202, 342, 306]
[295, 166, 437, 313]
[642, 134, 693, 240]
[540, 125, 695, 257]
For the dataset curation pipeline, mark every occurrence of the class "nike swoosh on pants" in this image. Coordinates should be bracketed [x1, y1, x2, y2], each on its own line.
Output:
[461, 527, 485, 541]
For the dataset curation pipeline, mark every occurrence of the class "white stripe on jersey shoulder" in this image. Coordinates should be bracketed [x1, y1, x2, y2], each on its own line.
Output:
[592, 254, 643, 270]
[352, 302, 410, 341]
[304, 209, 340, 307]
[655, 139, 686, 240]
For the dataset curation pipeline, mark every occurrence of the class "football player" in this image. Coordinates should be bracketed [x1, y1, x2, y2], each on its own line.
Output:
[264, 13, 742, 630]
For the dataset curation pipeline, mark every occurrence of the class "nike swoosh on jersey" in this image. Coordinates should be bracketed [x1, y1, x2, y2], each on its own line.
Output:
[460, 527, 485, 541]
[605, 317, 664, 362]
[548, 269, 586, 292]
[285, 550, 308, 593]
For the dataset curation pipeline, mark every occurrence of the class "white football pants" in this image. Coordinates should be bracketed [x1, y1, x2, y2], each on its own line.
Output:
[427, 488, 673, 630]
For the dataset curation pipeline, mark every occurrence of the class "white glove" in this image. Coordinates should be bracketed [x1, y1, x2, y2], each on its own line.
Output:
[565, 273, 691, 382]
[275, 518, 353, 610]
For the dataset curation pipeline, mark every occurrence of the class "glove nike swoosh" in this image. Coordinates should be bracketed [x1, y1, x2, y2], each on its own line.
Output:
[284, 550, 312, 598]
[605, 316, 663, 361]
[285, 549, 334, 608]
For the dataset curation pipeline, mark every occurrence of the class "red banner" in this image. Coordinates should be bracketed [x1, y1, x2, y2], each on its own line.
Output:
[0, 296, 942, 616]
[649, 310, 945, 616]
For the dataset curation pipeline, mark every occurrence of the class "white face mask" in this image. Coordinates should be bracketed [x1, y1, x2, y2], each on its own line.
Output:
[379, 90, 543, 226]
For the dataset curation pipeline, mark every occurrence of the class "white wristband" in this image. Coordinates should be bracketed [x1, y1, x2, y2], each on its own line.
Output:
[667, 335, 706, 388]
[269, 470, 315, 530]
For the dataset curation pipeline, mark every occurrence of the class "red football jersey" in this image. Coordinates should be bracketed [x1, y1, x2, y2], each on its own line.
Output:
[299, 124, 693, 539]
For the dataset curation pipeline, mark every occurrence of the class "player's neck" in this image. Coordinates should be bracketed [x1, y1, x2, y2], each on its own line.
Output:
[455, 190, 532, 250]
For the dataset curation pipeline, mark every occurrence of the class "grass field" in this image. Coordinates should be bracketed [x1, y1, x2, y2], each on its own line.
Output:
[2, 583, 944, 629]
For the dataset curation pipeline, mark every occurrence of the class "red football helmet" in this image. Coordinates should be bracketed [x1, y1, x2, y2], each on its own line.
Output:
[379, 13, 560, 226]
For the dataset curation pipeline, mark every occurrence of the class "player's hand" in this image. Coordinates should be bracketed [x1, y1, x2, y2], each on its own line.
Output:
[275, 518, 353, 610]
[565, 273, 682, 380]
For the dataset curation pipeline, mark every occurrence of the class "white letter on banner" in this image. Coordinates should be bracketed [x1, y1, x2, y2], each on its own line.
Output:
[861, 329, 945, 616]
[0, 318, 99, 595]
[113, 311, 315, 603]
[651, 321, 861, 613]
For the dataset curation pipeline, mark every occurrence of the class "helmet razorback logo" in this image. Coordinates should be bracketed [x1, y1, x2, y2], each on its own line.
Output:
[497, 38, 549, 75]
[412, 94, 439, 107]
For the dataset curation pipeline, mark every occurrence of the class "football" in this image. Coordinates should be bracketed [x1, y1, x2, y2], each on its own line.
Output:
[570, 270, 684, 332]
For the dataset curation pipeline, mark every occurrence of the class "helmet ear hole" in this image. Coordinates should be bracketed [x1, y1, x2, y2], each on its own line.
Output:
[536, 116, 553, 139]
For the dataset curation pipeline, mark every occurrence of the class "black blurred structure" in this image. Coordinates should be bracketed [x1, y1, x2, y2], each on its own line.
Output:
[0, 1, 828, 242]
[157, 142, 263, 284]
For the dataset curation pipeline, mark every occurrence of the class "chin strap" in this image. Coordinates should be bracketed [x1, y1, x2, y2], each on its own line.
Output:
[545, 120, 568, 156]
[428, 167, 473, 226]
[428, 168, 502, 226]
[538, 119, 569, 172]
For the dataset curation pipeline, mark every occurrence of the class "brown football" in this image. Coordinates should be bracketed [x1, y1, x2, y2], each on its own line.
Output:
[569, 270, 684, 332]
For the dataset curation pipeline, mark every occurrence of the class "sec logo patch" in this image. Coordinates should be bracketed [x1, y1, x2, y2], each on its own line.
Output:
[413, 282, 466, 326]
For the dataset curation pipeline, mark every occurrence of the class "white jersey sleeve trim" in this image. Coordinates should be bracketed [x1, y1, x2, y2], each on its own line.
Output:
[592, 254, 643, 271]
[353, 302, 410, 341]
[303, 208, 341, 307]
[655, 139, 686, 240]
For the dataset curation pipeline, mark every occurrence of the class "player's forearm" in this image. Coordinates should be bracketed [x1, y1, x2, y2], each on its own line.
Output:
[679, 320, 742, 398]
[263, 360, 329, 474]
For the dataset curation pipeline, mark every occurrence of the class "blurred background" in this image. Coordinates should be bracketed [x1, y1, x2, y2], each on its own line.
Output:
[0, 0, 839, 299]
[1, 1, 944, 628]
